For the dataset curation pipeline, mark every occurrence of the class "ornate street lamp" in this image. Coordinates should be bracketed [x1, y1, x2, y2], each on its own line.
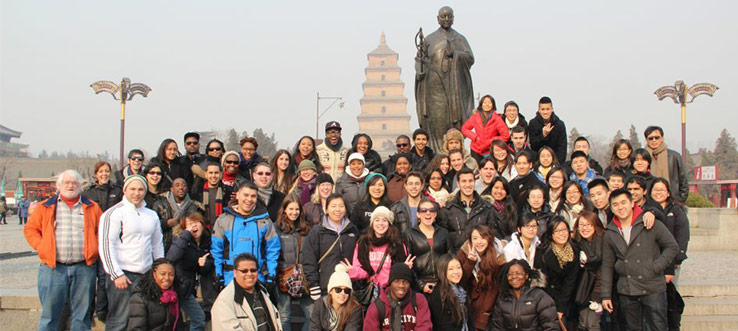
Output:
[654, 80, 718, 164]
[91, 78, 151, 167]
[316, 92, 344, 138]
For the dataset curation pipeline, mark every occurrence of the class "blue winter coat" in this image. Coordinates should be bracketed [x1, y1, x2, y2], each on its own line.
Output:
[18, 200, 30, 218]
[211, 204, 281, 285]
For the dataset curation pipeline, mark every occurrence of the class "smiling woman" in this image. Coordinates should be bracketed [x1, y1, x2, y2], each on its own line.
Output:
[128, 258, 181, 331]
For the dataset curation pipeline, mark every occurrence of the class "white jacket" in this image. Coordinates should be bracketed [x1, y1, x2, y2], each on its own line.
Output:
[503, 232, 540, 267]
[99, 197, 164, 280]
[211, 282, 283, 331]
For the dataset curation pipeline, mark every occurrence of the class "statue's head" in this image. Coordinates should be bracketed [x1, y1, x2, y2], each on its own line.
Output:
[437, 6, 454, 29]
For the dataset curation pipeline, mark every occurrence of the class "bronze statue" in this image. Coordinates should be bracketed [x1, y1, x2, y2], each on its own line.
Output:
[415, 6, 475, 151]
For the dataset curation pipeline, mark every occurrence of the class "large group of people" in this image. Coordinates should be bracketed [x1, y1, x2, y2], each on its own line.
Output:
[23, 95, 691, 331]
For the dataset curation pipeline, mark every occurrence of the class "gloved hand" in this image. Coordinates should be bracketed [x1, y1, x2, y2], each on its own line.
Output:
[310, 286, 321, 301]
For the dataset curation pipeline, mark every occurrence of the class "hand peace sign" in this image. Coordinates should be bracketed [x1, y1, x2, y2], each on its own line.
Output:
[404, 255, 416, 270]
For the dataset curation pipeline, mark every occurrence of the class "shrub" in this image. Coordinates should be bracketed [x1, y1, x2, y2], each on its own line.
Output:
[686, 192, 715, 208]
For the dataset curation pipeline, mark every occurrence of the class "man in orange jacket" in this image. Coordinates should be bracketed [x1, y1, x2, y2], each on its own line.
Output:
[24, 169, 102, 331]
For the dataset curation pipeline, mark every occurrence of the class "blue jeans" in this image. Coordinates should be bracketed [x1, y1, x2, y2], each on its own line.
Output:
[277, 293, 314, 331]
[103, 271, 142, 331]
[620, 291, 668, 331]
[37, 262, 96, 331]
[180, 294, 205, 331]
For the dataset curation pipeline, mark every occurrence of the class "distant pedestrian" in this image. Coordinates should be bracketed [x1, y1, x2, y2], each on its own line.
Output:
[0, 197, 7, 224]
[18, 196, 30, 224]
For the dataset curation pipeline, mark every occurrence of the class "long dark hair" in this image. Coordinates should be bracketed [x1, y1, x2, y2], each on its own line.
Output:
[325, 290, 361, 331]
[361, 174, 390, 205]
[540, 215, 571, 249]
[154, 138, 180, 164]
[436, 254, 465, 325]
[424, 168, 448, 192]
[476, 95, 497, 112]
[557, 181, 595, 214]
[134, 258, 180, 301]
[293, 136, 316, 157]
[648, 177, 679, 206]
[276, 196, 310, 236]
[468, 225, 501, 291]
[534, 146, 560, 169]
[270, 149, 296, 193]
[426, 154, 450, 176]
[572, 210, 605, 242]
[482, 176, 518, 235]
[144, 162, 164, 193]
[491, 139, 513, 173]
[609, 139, 633, 171]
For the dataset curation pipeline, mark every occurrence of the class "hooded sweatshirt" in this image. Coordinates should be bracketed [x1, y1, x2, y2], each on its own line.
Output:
[363, 288, 432, 331]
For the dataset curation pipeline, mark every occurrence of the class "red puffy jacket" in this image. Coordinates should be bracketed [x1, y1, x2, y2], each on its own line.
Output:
[462, 111, 510, 155]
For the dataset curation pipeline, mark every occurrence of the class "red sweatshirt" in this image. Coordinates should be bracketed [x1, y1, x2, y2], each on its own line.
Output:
[363, 289, 432, 331]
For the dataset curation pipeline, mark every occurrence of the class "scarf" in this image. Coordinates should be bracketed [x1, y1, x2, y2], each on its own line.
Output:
[202, 182, 224, 225]
[258, 186, 273, 207]
[647, 143, 670, 181]
[551, 242, 574, 269]
[239, 152, 261, 170]
[616, 158, 632, 171]
[345, 167, 370, 181]
[222, 171, 237, 186]
[166, 191, 193, 220]
[297, 177, 316, 205]
[389, 293, 410, 331]
[538, 165, 551, 180]
[492, 200, 505, 214]
[160, 288, 179, 330]
[294, 153, 312, 168]
[327, 302, 339, 331]
[451, 284, 469, 331]
[505, 115, 520, 129]
[326, 137, 344, 152]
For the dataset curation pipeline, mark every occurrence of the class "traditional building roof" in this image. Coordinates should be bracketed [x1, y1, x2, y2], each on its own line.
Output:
[368, 33, 398, 57]
[0, 124, 22, 139]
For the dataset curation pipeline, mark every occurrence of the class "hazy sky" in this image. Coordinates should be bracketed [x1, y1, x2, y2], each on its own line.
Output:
[1, 0, 735, 158]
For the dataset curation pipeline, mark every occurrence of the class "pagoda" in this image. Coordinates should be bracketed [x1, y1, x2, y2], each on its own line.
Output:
[357, 33, 410, 158]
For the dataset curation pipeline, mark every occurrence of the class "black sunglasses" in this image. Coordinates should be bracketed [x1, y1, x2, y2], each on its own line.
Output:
[129, 156, 144, 162]
[185, 141, 199, 145]
[224, 160, 239, 165]
[333, 287, 352, 295]
[396, 143, 409, 148]
[207, 147, 223, 152]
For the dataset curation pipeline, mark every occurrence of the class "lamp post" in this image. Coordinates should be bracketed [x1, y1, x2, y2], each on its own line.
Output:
[654, 80, 718, 164]
[91, 78, 151, 167]
[316, 92, 344, 138]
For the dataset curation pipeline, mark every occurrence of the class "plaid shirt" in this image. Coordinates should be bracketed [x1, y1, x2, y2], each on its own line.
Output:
[55, 198, 85, 263]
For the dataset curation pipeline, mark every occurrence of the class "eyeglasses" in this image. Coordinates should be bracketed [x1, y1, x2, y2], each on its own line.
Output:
[554, 228, 569, 234]
[396, 143, 409, 148]
[418, 207, 436, 214]
[185, 141, 199, 145]
[507, 271, 526, 277]
[224, 160, 239, 165]
[129, 156, 144, 162]
[207, 147, 223, 152]
[148, 171, 162, 176]
[578, 223, 593, 229]
[333, 287, 352, 295]
[523, 224, 538, 230]
[242, 147, 256, 152]
[236, 268, 258, 274]
[647, 135, 662, 141]
[256, 171, 272, 176]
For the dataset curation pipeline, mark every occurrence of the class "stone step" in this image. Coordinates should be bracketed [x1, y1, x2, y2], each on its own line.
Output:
[683, 296, 738, 316]
[680, 283, 738, 297]
[688, 235, 738, 251]
[688, 228, 719, 236]
[682, 315, 738, 331]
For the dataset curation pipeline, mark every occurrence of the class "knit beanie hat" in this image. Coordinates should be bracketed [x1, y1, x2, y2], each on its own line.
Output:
[297, 160, 317, 173]
[316, 173, 334, 186]
[370, 206, 394, 226]
[221, 151, 241, 168]
[388, 263, 413, 285]
[347, 153, 365, 165]
[123, 174, 148, 193]
[327, 264, 352, 293]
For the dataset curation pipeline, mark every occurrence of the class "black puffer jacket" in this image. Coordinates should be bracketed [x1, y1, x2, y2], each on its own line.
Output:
[439, 192, 497, 252]
[534, 242, 581, 314]
[491, 286, 559, 331]
[520, 204, 554, 238]
[128, 287, 183, 331]
[346, 133, 383, 174]
[301, 217, 359, 293]
[509, 172, 541, 213]
[83, 182, 122, 212]
[166, 228, 214, 299]
[528, 111, 567, 163]
[309, 296, 363, 331]
[661, 203, 689, 273]
[404, 224, 452, 291]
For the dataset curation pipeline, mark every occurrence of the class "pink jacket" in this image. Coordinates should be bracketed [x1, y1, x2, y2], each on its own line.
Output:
[349, 243, 392, 288]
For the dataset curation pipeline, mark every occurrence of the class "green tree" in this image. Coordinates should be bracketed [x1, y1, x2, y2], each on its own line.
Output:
[568, 127, 581, 155]
[714, 129, 738, 180]
[608, 130, 624, 153]
[629, 124, 642, 149]
[225, 129, 240, 152]
[252, 128, 278, 159]
[38, 149, 48, 158]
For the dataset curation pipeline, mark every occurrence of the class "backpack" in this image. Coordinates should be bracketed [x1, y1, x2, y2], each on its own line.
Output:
[374, 293, 417, 328]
